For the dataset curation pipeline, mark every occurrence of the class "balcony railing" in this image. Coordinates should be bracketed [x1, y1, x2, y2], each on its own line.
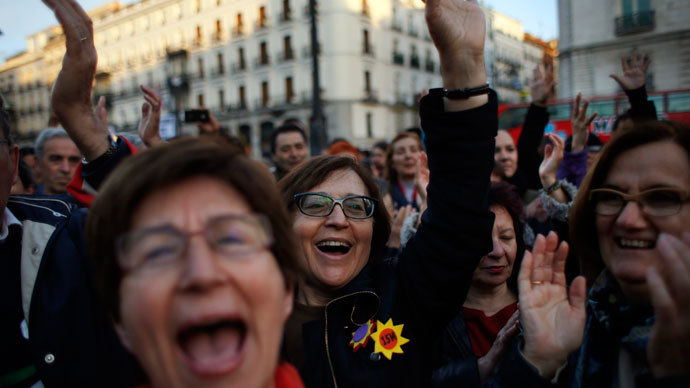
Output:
[232, 25, 245, 38]
[256, 18, 269, 30]
[280, 9, 293, 23]
[392, 52, 404, 65]
[254, 56, 271, 68]
[363, 44, 375, 57]
[231, 62, 247, 73]
[363, 89, 378, 102]
[278, 49, 295, 62]
[615, 10, 655, 36]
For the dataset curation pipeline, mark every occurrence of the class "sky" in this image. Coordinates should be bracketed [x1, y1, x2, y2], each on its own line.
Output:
[0, 0, 558, 62]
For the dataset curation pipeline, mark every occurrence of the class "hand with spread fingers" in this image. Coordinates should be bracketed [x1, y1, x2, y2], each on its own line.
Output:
[570, 93, 597, 153]
[424, 0, 487, 110]
[610, 52, 651, 91]
[530, 64, 555, 107]
[646, 233, 690, 377]
[538, 134, 568, 203]
[518, 232, 587, 379]
[43, 0, 110, 160]
[478, 310, 520, 383]
[137, 85, 164, 148]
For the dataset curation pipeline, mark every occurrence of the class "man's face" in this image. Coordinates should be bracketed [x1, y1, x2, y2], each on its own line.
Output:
[1, 135, 19, 220]
[272, 131, 307, 173]
[39, 137, 81, 195]
[371, 146, 386, 170]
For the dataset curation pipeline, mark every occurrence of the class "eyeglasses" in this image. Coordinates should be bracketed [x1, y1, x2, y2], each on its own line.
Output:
[116, 214, 273, 274]
[294, 192, 377, 219]
[590, 187, 690, 216]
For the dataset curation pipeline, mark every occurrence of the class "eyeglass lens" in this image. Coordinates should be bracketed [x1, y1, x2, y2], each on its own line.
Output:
[298, 194, 373, 218]
[593, 189, 684, 216]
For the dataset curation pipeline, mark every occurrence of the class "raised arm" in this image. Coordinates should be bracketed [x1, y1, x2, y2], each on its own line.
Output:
[610, 52, 657, 120]
[43, 0, 110, 161]
[519, 65, 554, 190]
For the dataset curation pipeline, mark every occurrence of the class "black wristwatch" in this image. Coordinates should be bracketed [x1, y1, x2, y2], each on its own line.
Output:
[429, 84, 491, 100]
[82, 136, 118, 165]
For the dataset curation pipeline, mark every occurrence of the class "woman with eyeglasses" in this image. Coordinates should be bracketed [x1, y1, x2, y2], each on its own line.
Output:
[86, 137, 304, 388]
[496, 120, 690, 387]
[276, 1, 498, 386]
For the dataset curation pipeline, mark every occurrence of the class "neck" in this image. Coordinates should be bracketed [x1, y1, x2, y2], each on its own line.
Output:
[398, 176, 415, 185]
[463, 282, 516, 315]
[297, 281, 333, 307]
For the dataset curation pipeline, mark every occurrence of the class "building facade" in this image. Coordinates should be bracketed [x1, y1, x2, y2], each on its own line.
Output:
[558, 0, 690, 99]
[0, 0, 556, 154]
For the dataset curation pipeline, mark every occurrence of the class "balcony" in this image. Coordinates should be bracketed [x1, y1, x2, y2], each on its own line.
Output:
[255, 97, 271, 110]
[391, 20, 403, 32]
[392, 52, 404, 65]
[280, 9, 293, 23]
[231, 62, 247, 73]
[232, 25, 245, 38]
[256, 17, 269, 30]
[278, 49, 295, 63]
[166, 73, 190, 93]
[425, 59, 435, 73]
[615, 10, 655, 36]
[254, 55, 271, 68]
[363, 44, 375, 57]
[410, 55, 420, 69]
[363, 89, 378, 103]
[211, 67, 225, 78]
[212, 32, 225, 44]
[192, 37, 204, 48]
[362, 4, 370, 17]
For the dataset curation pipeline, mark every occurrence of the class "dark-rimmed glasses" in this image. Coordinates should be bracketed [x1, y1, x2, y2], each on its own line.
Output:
[294, 192, 377, 219]
[116, 214, 273, 274]
[590, 187, 690, 216]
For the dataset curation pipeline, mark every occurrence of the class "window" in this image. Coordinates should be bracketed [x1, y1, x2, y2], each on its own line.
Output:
[667, 92, 690, 113]
[198, 93, 205, 107]
[364, 71, 371, 92]
[260, 41, 269, 64]
[197, 57, 204, 78]
[258, 6, 267, 28]
[239, 85, 246, 108]
[195, 26, 203, 46]
[219, 89, 225, 109]
[215, 19, 222, 40]
[283, 35, 293, 60]
[261, 81, 269, 106]
[281, 0, 291, 21]
[285, 76, 294, 103]
[217, 53, 224, 74]
[234, 13, 243, 36]
[588, 101, 616, 117]
[196, 0, 202, 13]
[546, 104, 571, 121]
[498, 107, 528, 130]
[366, 112, 373, 138]
[238, 47, 245, 69]
[363, 30, 370, 54]
[362, 0, 369, 15]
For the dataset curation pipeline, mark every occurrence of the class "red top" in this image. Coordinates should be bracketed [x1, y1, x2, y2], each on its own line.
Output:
[275, 362, 305, 388]
[462, 302, 518, 357]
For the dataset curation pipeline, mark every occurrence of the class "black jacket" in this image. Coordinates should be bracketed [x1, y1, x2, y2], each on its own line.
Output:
[5, 195, 136, 387]
[293, 91, 498, 387]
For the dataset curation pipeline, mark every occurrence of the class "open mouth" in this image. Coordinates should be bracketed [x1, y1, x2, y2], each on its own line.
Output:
[177, 319, 246, 376]
[615, 237, 655, 249]
[316, 240, 352, 255]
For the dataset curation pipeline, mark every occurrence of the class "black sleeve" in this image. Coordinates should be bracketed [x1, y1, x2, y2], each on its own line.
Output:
[625, 85, 657, 121]
[81, 137, 133, 191]
[517, 104, 550, 190]
[398, 91, 497, 335]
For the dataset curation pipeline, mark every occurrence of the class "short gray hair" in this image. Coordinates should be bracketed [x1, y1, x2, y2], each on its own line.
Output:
[35, 127, 70, 159]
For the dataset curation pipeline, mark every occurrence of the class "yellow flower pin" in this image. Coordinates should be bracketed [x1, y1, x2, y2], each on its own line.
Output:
[371, 318, 409, 360]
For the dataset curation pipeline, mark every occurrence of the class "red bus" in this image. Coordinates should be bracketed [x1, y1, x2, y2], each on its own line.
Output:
[498, 88, 690, 145]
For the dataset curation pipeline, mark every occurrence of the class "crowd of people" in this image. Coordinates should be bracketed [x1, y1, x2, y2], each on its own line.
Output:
[1, 0, 689, 387]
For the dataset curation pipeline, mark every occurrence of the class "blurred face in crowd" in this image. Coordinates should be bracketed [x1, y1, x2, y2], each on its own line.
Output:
[292, 168, 374, 290]
[272, 131, 307, 173]
[39, 136, 80, 195]
[471, 205, 517, 289]
[21, 153, 40, 185]
[595, 141, 690, 304]
[391, 136, 421, 181]
[371, 146, 386, 171]
[0, 134, 19, 216]
[494, 130, 518, 179]
[115, 177, 293, 388]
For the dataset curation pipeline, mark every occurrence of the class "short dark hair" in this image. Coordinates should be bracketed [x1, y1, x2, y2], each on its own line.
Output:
[19, 146, 35, 157]
[270, 124, 307, 155]
[279, 155, 391, 270]
[0, 96, 12, 145]
[372, 141, 388, 152]
[487, 182, 526, 293]
[87, 136, 301, 322]
[16, 160, 35, 190]
[570, 120, 690, 283]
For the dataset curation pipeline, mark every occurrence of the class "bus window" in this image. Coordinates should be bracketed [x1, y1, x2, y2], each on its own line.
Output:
[546, 104, 571, 120]
[589, 100, 616, 117]
[498, 107, 528, 130]
[667, 92, 690, 113]
[649, 95, 664, 113]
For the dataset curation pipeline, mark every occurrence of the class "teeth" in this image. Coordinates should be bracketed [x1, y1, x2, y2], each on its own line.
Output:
[619, 238, 654, 248]
[317, 241, 351, 248]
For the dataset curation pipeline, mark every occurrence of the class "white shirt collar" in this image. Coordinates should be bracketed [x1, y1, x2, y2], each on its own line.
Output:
[1, 207, 22, 242]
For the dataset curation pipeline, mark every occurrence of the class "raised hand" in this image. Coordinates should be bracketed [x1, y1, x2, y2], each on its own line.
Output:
[570, 93, 597, 153]
[196, 109, 221, 134]
[415, 151, 430, 200]
[43, 0, 110, 160]
[647, 232, 690, 377]
[518, 232, 587, 378]
[609, 52, 650, 91]
[539, 134, 564, 187]
[424, 0, 487, 109]
[137, 85, 163, 147]
[386, 205, 413, 249]
[530, 64, 555, 107]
